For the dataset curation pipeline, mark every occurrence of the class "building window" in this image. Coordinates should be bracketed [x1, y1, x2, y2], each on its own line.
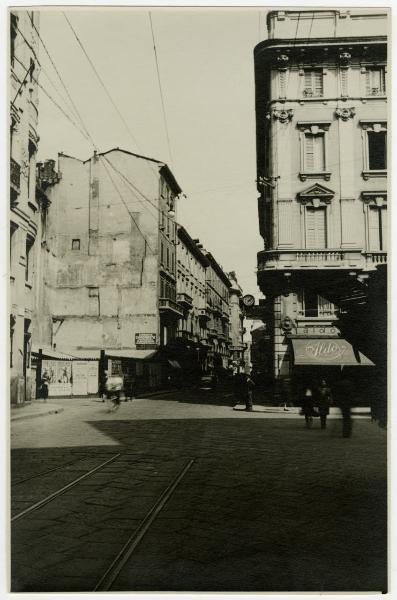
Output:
[72, 238, 80, 250]
[368, 207, 387, 251]
[298, 291, 336, 318]
[88, 287, 99, 316]
[10, 14, 18, 67]
[25, 236, 34, 282]
[305, 207, 327, 249]
[360, 121, 387, 178]
[160, 241, 164, 264]
[304, 133, 325, 172]
[367, 131, 387, 170]
[298, 122, 331, 181]
[364, 67, 386, 97]
[303, 69, 324, 98]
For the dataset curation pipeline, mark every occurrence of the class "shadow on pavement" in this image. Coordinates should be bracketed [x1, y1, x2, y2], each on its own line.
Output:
[11, 418, 387, 593]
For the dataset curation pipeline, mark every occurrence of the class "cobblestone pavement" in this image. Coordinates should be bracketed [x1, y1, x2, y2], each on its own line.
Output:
[11, 388, 387, 592]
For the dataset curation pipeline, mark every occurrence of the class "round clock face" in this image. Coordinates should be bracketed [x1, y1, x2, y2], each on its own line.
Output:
[242, 294, 255, 307]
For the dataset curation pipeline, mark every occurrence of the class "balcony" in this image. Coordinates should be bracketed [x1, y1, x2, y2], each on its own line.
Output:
[364, 251, 387, 268]
[159, 298, 184, 318]
[10, 158, 21, 194]
[198, 307, 211, 322]
[177, 292, 193, 310]
[207, 327, 218, 338]
[177, 329, 195, 342]
[258, 249, 366, 271]
[211, 305, 222, 317]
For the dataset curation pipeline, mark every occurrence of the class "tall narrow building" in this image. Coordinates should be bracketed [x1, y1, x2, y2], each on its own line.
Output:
[254, 9, 388, 406]
[10, 11, 41, 404]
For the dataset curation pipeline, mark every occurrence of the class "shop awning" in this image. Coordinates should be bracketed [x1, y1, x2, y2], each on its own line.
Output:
[31, 345, 75, 360]
[69, 349, 101, 360]
[168, 359, 182, 369]
[291, 338, 374, 366]
[106, 349, 158, 360]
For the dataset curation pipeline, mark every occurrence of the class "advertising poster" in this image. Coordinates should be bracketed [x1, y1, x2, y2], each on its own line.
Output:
[87, 361, 99, 394]
[72, 361, 89, 396]
[42, 360, 72, 396]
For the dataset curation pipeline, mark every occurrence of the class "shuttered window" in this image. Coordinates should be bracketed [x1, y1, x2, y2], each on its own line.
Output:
[365, 67, 386, 96]
[368, 207, 387, 251]
[303, 69, 324, 97]
[304, 133, 325, 171]
[305, 207, 327, 248]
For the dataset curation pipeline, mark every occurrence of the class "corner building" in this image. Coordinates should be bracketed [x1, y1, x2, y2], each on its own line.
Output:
[254, 10, 388, 404]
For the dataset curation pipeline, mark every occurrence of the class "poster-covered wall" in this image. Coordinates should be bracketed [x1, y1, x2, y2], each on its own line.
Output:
[42, 360, 72, 396]
[42, 360, 98, 397]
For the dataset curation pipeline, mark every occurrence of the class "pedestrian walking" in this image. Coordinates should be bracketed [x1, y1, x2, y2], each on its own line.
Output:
[334, 374, 354, 438]
[39, 370, 50, 402]
[245, 372, 255, 411]
[301, 386, 316, 428]
[105, 374, 123, 412]
[316, 379, 332, 429]
[124, 374, 135, 401]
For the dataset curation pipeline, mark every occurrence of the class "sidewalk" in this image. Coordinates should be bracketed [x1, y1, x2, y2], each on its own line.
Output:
[233, 404, 371, 417]
[11, 401, 64, 422]
[10, 388, 177, 422]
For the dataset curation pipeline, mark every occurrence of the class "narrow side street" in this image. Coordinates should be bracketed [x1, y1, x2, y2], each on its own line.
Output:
[11, 390, 387, 592]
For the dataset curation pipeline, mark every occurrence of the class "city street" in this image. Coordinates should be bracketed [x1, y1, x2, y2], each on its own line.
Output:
[11, 388, 387, 593]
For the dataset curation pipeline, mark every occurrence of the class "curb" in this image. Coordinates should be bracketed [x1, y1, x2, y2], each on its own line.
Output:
[11, 407, 64, 422]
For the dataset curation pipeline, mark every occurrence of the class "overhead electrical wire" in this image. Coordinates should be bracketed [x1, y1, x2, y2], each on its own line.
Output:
[62, 11, 144, 156]
[100, 156, 155, 254]
[13, 24, 160, 250]
[27, 19, 96, 148]
[12, 55, 92, 144]
[148, 12, 174, 168]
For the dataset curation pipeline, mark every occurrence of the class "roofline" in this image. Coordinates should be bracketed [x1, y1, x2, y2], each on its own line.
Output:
[255, 35, 387, 58]
[159, 164, 182, 195]
[266, 8, 388, 26]
[99, 147, 162, 165]
[206, 253, 232, 288]
[177, 226, 210, 267]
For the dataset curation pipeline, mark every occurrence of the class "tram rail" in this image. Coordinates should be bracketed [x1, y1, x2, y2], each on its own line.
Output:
[11, 453, 121, 522]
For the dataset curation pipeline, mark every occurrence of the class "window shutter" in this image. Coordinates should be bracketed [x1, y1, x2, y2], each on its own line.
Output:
[306, 208, 317, 247]
[368, 207, 381, 251]
[306, 207, 326, 248]
[365, 69, 371, 96]
[304, 71, 312, 91]
[380, 208, 387, 251]
[305, 135, 315, 170]
[313, 70, 323, 96]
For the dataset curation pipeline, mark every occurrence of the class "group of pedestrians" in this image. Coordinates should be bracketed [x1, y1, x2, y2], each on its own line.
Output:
[301, 375, 354, 437]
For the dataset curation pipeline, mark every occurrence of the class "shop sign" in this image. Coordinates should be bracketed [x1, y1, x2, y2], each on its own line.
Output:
[304, 340, 348, 362]
[135, 333, 157, 348]
[302, 325, 337, 335]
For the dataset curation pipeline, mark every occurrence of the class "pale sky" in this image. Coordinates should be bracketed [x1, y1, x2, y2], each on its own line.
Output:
[35, 7, 266, 296]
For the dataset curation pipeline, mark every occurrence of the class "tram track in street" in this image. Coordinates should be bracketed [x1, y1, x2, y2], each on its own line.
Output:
[11, 453, 121, 522]
[93, 458, 196, 591]
[12, 456, 90, 486]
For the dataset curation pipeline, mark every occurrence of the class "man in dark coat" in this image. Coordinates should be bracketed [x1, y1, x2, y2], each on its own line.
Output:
[334, 374, 354, 437]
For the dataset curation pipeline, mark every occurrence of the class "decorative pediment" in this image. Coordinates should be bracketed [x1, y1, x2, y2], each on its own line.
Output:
[297, 183, 334, 206]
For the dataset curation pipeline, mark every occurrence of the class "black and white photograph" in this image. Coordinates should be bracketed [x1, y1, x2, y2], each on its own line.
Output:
[8, 3, 389, 595]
